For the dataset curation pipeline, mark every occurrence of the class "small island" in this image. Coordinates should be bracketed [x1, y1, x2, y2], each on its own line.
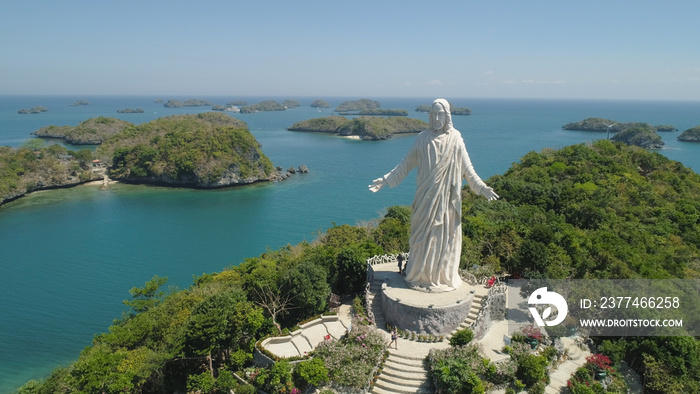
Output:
[17, 106, 48, 114]
[678, 126, 700, 142]
[117, 108, 144, 114]
[212, 104, 240, 112]
[164, 99, 213, 108]
[310, 99, 331, 108]
[564, 118, 658, 133]
[33, 117, 134, 145]
[283, 99, 301, 108]
[288, 116, 428, 140]
[611, 124, 664, 149]
[416, 103, 471, 115]
[240, 100, 287, 113]
[97, 112, 276, 188]
[655, 124, 678, 132]
[334, 99, 381, 112]
[70, 100, 90, 106]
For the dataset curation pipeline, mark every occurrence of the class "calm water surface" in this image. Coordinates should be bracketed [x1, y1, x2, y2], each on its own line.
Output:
[1, 96, 699, 392]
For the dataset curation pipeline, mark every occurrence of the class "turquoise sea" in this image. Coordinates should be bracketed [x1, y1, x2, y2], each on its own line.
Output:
[1, 96, 699, 392]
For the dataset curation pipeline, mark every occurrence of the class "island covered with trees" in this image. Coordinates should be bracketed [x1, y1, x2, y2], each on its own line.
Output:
[164, 99, 213, 108]
[288, 116, 428, 140]
[240, 100, 287, 113]
[678, 126, 700, 142]
[17, 140, 700, 393]
[33, 116, 134, 145]
[310, 99, 330, 108]
[563, 117, 677, 133]
[17, 106, 48, 114]
[1, 113, 300, 205]
[415, 103, 472, 115]
[117, 108, 145, 113]
[0, 143, 101, 205]
[611, 124, 664, 149]
[96, 113, 275, 188]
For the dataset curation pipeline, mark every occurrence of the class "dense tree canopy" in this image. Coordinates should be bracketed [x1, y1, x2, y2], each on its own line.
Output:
[97, 113, 274, 187]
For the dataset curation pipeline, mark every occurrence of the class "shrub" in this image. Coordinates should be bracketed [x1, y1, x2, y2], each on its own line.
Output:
[449, 328, 474, 347]
[314, 325, 387, 388]
[293, 358, 329, 388]
[187, 371, 216, 393]
[516, 354, 548, 387]
[235, 384, 257, 394]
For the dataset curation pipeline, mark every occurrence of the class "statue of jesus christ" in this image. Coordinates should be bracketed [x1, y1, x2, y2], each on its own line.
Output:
[369, 98, 498, 292]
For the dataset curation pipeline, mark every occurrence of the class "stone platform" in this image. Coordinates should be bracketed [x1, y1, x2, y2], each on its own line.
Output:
[370, 262, 482, 335]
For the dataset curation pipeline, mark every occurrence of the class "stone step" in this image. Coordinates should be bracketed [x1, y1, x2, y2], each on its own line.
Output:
[381, 368, 427, 382]
[375, 375, 423, 393]
[384, 359, 428, 374]
[372, 379, 426, 394]
[389, 352, 426, 363]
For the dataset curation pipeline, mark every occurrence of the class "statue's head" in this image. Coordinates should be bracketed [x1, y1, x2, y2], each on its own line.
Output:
[429, 99, 452, 132]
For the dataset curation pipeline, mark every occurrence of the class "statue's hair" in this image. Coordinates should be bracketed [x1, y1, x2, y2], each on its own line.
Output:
[430, 98, 453, 132]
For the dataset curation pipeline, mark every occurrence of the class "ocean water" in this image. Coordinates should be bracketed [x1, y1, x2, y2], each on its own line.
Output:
[1, 96, 699, 392]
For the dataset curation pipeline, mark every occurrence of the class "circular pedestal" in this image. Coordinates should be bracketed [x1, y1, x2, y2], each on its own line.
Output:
[379, 271, 476, 335]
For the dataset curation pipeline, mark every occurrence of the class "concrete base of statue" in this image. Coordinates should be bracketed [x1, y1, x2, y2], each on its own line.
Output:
[371, 263, 480, 335]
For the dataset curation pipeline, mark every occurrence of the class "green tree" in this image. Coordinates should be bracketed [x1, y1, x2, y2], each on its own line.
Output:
[184, 290, 265, 374]
[123, 275, 168, 314]
[285, 261, 331, 323]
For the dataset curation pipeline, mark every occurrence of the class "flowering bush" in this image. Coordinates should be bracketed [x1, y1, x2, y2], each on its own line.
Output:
[521, 325, 543, 341]
[313, 323, 386, 389]
[586, 354, 614, 372]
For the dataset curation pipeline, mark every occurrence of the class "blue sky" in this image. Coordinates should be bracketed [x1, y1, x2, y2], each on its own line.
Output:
[2, 0, 699, 100]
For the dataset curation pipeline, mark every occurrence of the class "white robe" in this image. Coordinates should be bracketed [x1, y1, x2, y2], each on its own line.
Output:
[384, 127, 487, 292]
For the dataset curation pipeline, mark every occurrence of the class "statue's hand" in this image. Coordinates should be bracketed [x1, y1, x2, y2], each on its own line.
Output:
[369, 177, 386, 193]
[482, 186, 499, 201]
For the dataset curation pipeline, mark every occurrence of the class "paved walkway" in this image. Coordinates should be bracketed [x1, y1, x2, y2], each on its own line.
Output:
[261, 305, 352, 359]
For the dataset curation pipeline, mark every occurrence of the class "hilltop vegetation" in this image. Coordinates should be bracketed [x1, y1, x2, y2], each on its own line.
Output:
[288, 116, 428, 140]
[97, 112, 274, 187]
[340, 109, 408, 116]
[0, 144, 99, 205]
[33, 117, 134, 145]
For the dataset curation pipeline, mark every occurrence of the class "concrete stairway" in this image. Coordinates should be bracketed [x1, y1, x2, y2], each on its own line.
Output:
[372, 352, 432, 394]
[448, 293, 485, 338]
[368, 277, 386, 329]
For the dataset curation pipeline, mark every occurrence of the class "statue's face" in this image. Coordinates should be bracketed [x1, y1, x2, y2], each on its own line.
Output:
[431, 105, 447, 130]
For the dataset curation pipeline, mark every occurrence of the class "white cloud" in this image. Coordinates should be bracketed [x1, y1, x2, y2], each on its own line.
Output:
[484, 70, 495, 75]
[521, 79, 567, 85]
[428, 80, 443, 86]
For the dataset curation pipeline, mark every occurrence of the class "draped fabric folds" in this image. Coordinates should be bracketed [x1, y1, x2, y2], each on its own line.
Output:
[383, 99, 486, 292]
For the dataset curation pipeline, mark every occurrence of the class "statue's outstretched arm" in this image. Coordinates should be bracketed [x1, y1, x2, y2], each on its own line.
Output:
[369, 140, 418, 193]
[369, 177, 386, 193]
[462, 142, 499, 201]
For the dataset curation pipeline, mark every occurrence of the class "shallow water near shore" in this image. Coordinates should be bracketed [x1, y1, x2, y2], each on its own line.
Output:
[1, 96, 700, 392]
